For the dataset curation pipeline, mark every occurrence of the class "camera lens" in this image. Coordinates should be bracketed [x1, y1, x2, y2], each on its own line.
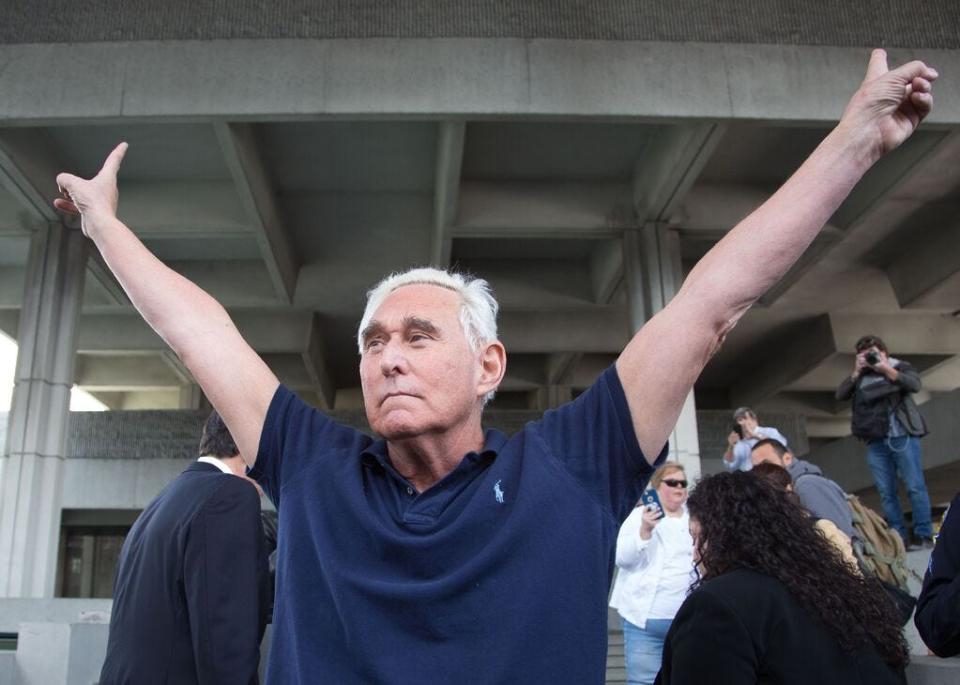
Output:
[866, 352, 879, 365]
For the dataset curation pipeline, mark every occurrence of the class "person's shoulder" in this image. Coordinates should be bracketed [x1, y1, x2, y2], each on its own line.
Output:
[211, 474, 261, 505]
[701, 569, 785, 604]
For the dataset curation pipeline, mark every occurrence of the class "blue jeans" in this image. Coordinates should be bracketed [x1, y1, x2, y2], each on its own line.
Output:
[622, 618, 673, 685]
[866, 435, 933, 540]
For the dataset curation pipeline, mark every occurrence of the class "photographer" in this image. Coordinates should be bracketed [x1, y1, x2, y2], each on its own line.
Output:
[836, 334, 933, 549]
[723, 407, 788, 472]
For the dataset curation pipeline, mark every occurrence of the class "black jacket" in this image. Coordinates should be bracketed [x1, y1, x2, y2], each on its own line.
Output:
[656, 569, 906, 685]
[915, 493, 960, 657]
[99, 462, 270, 685]
[836, 359, 927, 441]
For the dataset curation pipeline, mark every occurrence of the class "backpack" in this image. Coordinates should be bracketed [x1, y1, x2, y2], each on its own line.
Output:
[846, 494, 918, 624]
[846, 494, 910, 590]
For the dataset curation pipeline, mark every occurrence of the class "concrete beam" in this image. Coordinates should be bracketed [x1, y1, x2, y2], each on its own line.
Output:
[214, 122, 299, 303]
[633, 123, 727, 222]
[430, 122, 465, 267]
[85, 250, 128, 305]
[496, 309, 629, 354]
[758, 225, 844, 306]
[119, 181, 251, 240]
[74, 310, 317, 353]
[545, 352, 581, 385]
[589, 239, 623, 304]
[73, 353, 182, 390]
[658, 182, 771, 234]
[159, 350, 195, 385]
[730, 314, 837, 406]
[886, 217, 960, 307]
[2, 41, 959, 124]
[454, 181, 629, 238]
[167, 260, 277, 306]
[762, 130, 948, 305]
[69, 308, 629, 356]
[302, 314, 336, 410]
[831, 313, 960, 355]
[0, 129, 60, 224]
[0, 266, 25, 307]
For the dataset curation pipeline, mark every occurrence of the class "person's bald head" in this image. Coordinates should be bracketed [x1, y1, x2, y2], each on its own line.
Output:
[751, 438, 794, 468]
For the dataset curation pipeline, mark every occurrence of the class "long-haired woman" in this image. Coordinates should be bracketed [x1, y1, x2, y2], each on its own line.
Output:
[656, 470, 908, 685]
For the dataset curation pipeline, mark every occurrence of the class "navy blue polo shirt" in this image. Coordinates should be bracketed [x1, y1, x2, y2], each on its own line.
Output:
[251, 364, 662, 684]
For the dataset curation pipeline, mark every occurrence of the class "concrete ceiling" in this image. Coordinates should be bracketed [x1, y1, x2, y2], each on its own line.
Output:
[0, 39, 957, 433]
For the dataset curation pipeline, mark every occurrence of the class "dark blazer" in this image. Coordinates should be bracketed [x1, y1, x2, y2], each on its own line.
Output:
[915, 493, 960, 656]
[99, 462, 270, 685]
[656, 569, 906, 685]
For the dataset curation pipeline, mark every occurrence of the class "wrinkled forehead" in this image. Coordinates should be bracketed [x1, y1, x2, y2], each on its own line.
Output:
[369, 283, 464, 329]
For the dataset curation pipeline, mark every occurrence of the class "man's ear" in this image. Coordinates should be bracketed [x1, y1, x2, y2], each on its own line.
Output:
[478, 341, 506, 399]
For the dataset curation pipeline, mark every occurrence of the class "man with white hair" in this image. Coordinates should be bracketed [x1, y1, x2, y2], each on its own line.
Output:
[54, 51, 936, 683]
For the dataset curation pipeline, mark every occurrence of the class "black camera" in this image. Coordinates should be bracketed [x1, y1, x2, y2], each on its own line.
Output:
[865, 351, 880, 366]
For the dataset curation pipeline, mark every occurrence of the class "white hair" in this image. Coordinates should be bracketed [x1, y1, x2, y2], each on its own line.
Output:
[357, 267, 500, 404]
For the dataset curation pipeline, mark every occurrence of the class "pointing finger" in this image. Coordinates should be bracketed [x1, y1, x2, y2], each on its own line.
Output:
[864, 48, 888, 82]
[99, 142, 129, 178]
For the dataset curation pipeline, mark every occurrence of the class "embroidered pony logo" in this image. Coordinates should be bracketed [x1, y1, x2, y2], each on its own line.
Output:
[493, 480, 505, 504]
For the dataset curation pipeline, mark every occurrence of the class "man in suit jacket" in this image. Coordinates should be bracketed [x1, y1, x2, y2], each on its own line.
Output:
[99, 411, 270, 685]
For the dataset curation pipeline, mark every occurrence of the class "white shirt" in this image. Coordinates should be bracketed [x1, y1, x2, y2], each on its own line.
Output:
[198, 455, 233, 474]
[609, 504, 695, 629]
[725, 426, 788, 472]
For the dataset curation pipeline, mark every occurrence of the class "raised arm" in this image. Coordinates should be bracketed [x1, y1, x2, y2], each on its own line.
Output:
[616, 49, 937, 460]
[54, 144, 278, 465]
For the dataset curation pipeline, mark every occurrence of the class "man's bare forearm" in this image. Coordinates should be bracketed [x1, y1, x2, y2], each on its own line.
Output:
[617, 51, 937, 461]
[680, 122, 876, 330]
[86, 215, 278, 463]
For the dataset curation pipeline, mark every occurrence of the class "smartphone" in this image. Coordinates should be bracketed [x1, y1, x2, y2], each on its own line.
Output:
[640, 489, 665, 519]
[732, 423, 744, 439]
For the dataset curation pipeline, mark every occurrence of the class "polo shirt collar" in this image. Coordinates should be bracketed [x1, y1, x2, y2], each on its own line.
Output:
[361, 428, 508, 470]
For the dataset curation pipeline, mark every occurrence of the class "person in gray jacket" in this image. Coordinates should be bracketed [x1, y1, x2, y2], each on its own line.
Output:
[836, 334, 932, 547]
[751, 439, 855, 540]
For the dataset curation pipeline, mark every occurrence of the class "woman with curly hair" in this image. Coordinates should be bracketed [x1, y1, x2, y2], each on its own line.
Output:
[655, 471, 908, 685]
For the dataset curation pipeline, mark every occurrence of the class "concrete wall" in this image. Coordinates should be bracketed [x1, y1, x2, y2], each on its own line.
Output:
[6, 406, 814, 511]
[696, 410, 809, 476]
[806, 388, 960, 496]
[4, 1, 958, 47]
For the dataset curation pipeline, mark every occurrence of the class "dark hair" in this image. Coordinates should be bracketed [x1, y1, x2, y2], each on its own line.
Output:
[855, 334, 888, 353]
[750, 462, 793, 492]
[198, 410, 240, 459]
[687, 471, 908, 669]
[751, 438, 789, 460]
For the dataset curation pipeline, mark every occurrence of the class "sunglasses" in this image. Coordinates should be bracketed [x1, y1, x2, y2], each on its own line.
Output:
[662, 479, 688, 489]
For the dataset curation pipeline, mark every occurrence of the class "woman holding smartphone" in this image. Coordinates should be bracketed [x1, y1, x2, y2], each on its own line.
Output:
[610, 462, 694, 685]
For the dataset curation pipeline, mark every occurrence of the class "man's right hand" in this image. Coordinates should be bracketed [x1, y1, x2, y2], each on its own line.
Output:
[852, 352, 869, 379]
[54, 142, 128, 238]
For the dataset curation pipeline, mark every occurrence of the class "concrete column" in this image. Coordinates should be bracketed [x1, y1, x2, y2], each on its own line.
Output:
[623, 223, 701, 480]
[0, 223, 87, 598]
